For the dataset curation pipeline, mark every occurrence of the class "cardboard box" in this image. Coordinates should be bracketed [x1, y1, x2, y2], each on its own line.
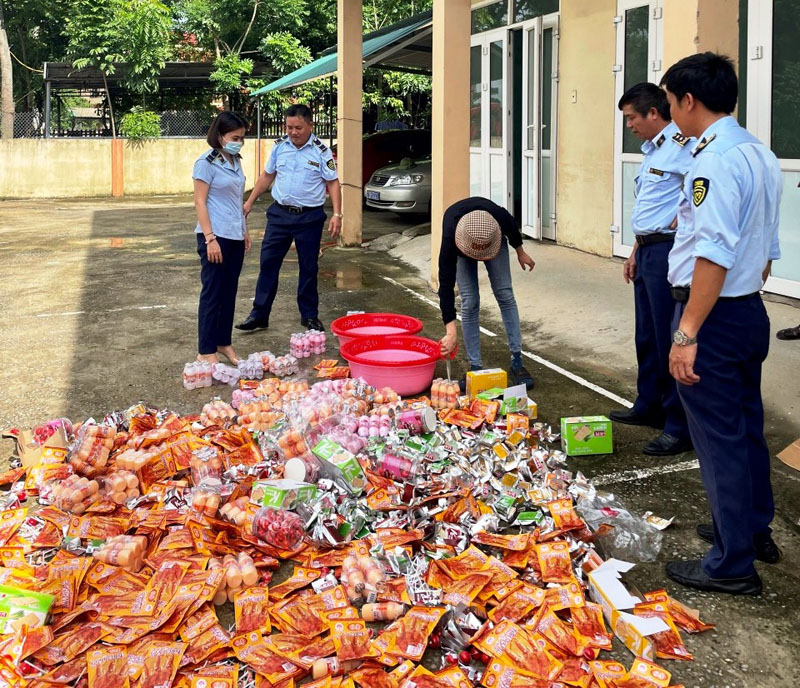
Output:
[249, 479, 317, 509]
[586, 559, 668, 661]
[777, 437, 800, 471]
[0, 584, 54, 634]
[561, 416, 613, 456]
[312, 439, 367, 494]
[3, 427, 68, 468]
[466, 369, 507, 398]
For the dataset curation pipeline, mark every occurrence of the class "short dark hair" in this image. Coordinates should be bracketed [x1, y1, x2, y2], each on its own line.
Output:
[285, 104, 313, 123]
[206, 111, 248, 148]
[660, 52, 738, 114]
[618, 82, 671, 121]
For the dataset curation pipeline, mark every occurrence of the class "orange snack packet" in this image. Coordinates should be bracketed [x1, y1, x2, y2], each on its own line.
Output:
[473, 620, 562, 681]
[142, 560, 190, 614]
[349, 665, 395, 688]
[33, 621, 113, 666]
[18, 624, 54, 661]
[547, 499, 584, 531]
[642, 590, 715, 633]
[434, 665, 472, 688]
[480, 657, 542, 688]
[387, 606, 446, 661]
[615, 658, 671, 688]
[181, 623, 232, 665]
[269, 566, 321, 599]
[441, 572, 492, 607]
[331, 618, 378, 662]
[471, 531, 529, 551]
[535, 541, 573, 583]
[589, 660, 628, 688]
[235, 586, 271, 633]
[321, 606, 360, 624]
[436, 546, 489, 580]
[138, 641, 186, 688]
[189, 665, 238, 688]
[534, 609, 585, 656]
[179, 604, 219, 641]
[231, 630, 303, 682]
[0, 508, 27, 546]
[633, 602, 693, 661]
[272, 591, 327, 637]
[543, 581, 585, 611]
[488, 583, 546, 624]
[87, 645, 130, 688]
[571, 602, 612, 651]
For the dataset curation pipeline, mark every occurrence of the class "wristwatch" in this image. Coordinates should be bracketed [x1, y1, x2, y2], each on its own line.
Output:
[672, 329, 697, 346]
[333, 212, 343, 218]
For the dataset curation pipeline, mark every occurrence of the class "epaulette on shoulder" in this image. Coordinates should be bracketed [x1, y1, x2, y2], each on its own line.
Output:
[313, 137, 328, 152]
[692, 133, 717, 157]
[672, 132, 689, 147]
[205, 149, 221, 163]
[275, 134, 288, 144]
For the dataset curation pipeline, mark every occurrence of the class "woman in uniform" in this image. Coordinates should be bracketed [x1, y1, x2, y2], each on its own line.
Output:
[192, 111, 251, 365]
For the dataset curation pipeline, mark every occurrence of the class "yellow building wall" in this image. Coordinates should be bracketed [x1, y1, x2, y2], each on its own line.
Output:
[0, 138, 272, 199]
[555, 0, 617, 256]
[0, 139, 112, 198]
[663, 0, 699, 69]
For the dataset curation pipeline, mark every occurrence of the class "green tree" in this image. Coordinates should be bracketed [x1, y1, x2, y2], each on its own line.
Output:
[64, 0, 172, 137]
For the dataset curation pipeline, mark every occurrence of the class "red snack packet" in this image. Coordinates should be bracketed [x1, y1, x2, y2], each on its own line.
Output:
[138, 641, 186, 688]
[331, 618, 378, 662]
[269, 566, 321, 599]
[488, 583, 546, 624]
[642, 590, 715, 633]
[87, 646, 130, 688]
[386, 606, 446, 661]
[234, 586, 271, 633]
[633, 602, 693, 661]
[589, 660, 628, 688]
[473, 620, 562, 681]
[547, 499, 584, 531]
[471, 531, 529, 551]
[614, 658, 671, 688]
[535, 541, 573, 583]
[571, 602, 612, 651]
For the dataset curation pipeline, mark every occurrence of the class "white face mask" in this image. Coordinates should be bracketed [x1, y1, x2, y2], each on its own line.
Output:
[223, 140, 242, 155]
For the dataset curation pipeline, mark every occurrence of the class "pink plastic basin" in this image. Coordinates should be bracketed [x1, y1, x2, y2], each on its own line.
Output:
[331, 313, 424, 347]
[340, 335, 441, 396]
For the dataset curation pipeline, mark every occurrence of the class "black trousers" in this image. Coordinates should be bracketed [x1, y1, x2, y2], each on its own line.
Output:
[197, 234, 245, 354]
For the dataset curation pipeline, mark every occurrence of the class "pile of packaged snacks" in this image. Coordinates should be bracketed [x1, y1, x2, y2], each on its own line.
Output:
[0, 375, 713, 687]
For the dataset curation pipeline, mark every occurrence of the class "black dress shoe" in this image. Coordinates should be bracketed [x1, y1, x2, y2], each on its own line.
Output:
[642, 432, 693, 456]
[665, 560, 762, 595]
[696, 524, 781, 564]
[301, 317, 324, 331]
[608, 408, 665, 428]
[235, 315, 269, 331]
[776, 324, 800, 340]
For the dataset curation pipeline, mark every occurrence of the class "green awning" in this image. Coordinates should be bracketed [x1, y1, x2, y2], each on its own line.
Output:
[250, 10, 432, 95]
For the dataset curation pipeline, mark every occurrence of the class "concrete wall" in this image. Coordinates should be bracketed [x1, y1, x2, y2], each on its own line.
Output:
[555, 0, 618, 257]
[0, 138, 272, 199]
[663, 0, 700, 69]
[0, 139, 112, 199]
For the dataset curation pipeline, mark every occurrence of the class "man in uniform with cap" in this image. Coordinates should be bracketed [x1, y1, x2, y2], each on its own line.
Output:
[237, 104, 342, 333]
[437, 197, 535, 389]
[609, 82, 693, 456]
[661, 52, 782, 595]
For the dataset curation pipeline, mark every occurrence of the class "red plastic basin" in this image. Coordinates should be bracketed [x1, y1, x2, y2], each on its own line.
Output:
[340, 335, 441, 396]
[331, 313, 424, 347]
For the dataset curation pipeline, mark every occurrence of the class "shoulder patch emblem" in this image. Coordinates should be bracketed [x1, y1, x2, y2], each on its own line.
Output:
[649, 168, 664, 177]
[205, 149, 221, 163]
[692, 133, 717, 157]
[274, 134, 288, 144]
[313, 137, 328, 152]
[693, 177, 709, 207]
[326, 158, 336, 171]
[656, 134, 666, 147]
[672, 132, 689, 147]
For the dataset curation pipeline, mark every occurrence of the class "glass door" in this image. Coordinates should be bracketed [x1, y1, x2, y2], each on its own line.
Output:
[748, 0, 800, 298]
[521, 18, 541, 237]
[469, 29, 511, 209]
[612, 0, 663, 257]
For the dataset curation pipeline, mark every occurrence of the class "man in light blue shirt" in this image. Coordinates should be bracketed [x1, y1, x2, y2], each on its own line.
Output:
[237, 104, 343, 332]
[661, 53, 782, 596]
[610, 83, 693, 457]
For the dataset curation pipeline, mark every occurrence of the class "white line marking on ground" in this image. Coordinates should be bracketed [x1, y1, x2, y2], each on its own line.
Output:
[380, 275, 631, 406]
[35, 305, 167, 318]
[592, 459, 700, 486]
[381, 276, 497, 337]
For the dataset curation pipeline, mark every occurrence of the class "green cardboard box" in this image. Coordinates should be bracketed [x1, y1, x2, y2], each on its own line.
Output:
[249, 479, 317, 508]
[312, 438, 367, 494]
[560, 416, 613, 456]
[0, 584, 54, 634]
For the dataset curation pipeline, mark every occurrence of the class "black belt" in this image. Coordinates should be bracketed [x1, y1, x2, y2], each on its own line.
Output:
[273, 202, 323, 214]
[671, 287, 760, 303]
[635, 233, 675, 247]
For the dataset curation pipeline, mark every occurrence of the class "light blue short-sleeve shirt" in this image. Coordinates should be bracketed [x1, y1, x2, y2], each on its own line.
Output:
[266, 134, 338, 207]
[668, 116, 782, 297]
[633, 121, 694, 235]
[193, 149, 246, 240]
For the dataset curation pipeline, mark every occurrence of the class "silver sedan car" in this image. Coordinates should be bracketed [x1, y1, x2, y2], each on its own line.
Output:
[363, 158, 431, 215]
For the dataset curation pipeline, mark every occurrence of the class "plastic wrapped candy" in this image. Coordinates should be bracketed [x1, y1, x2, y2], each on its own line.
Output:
[49, 474, 99, 514]
[98, 469, 140, 505]
[290, 330, 327, 358]
[201, 399, 237, 426]
[68, 423, 115, 477]
[430, 379, 460, 410]
[251, 507, 305, 550]
[238, 353, 265, 380]
[269, 355, 299, 378]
